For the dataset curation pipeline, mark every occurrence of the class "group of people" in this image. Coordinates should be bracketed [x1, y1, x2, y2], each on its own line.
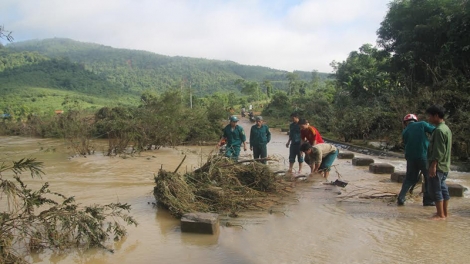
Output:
[219, 105, 452, 220]
[398, 105, 452, 220]
[218, 112, 339, 179]
[241, 106, 254, 121]
[286, 112, 338, 178]
[219, 115, 271, 163]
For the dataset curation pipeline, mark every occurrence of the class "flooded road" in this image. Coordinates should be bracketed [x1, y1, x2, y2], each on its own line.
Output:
[1, 117, 469, 264]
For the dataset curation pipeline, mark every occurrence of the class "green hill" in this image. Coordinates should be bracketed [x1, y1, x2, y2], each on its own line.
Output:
[0, 38, 331, 114]
[5, 38, 330, 96]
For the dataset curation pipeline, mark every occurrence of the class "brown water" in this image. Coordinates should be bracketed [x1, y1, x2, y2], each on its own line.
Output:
[1, 118, 469, 264]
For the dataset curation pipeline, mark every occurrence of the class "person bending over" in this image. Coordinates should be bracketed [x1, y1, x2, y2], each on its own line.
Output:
[300, 142, 338, 179]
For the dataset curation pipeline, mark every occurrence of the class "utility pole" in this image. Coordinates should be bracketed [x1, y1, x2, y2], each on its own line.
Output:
[180, 79, 184, 103]
[189, 81, 193, 109]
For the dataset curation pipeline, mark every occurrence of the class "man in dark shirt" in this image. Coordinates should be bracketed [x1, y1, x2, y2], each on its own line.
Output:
[286, 112, 303, 173]
[220, 115, 247, 161]
[250, 116, 271, 164]
[397, 114, 435, 206]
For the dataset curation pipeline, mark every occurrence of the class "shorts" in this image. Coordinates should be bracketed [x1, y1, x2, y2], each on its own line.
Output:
[319, 149, 339, 171]
[289, 142, 304, 163]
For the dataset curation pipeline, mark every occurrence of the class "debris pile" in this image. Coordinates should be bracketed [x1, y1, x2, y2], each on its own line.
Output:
[153, 156, 287, 218]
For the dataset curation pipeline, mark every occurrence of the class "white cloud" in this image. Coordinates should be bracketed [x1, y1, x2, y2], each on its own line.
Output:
[1, 0, 391, 72]
[286, 0, 388, 27]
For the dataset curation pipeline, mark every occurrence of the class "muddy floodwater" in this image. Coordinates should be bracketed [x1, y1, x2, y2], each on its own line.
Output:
[1, 118, 469, 264]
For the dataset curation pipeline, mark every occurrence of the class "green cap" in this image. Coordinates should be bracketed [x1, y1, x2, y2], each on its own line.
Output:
[229, 115, 239, 122]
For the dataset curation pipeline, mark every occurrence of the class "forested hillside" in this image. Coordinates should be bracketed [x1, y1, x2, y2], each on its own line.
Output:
[263, 0, 470, 161]
[5, 38, 329, 96]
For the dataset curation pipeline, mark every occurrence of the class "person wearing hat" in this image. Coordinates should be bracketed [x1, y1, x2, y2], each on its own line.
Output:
[299, 118, 324, 146]
[300, 142, 338, 179]
[220, 115, 247, 161]
[397, 113, 435, 206]
[250, 116, 271, 164]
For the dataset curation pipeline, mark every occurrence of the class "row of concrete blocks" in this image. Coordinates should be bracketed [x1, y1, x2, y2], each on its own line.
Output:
[339, 152, 467, 197]
[339, 152, 396, 174]
[182, 152, 468, 234]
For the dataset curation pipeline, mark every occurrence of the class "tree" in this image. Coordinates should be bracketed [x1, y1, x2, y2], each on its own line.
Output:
[332, 44, 391, 100]
[376, 0, 470, 158]
[377, 0, 470, 89]
[246, 82, 260, 99]
[262, 80, 273, 98]
[310, 70, 322, 91]
[286, 72, 299, 96]
[0, 158, 137, 263]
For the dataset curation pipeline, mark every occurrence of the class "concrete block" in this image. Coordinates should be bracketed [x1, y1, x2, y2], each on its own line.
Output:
[181, 212, 219, 234]
[352, 157, 375, 166]
[338, 152, 355, 159]
[369, 163, 395, 174]
[391, 171, 406, 183]
[447, 184, 468, 197]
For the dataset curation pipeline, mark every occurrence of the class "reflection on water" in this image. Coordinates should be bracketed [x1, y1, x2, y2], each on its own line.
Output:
[1, 118, 469, 264]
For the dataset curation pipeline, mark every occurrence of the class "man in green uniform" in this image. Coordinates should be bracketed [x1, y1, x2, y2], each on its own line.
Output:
[221, 115, 247, 161]
[286, 112, 303, 173]
[250, 116, 271, 164]
[426, 105, 452, 220]
[397, 114, 435, 206]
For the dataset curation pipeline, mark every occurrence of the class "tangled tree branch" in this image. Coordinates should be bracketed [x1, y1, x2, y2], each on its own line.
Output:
[0, 158, 138, 263]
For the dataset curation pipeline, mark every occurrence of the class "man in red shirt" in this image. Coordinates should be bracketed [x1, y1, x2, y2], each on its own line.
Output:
[299, 118, 324, 146]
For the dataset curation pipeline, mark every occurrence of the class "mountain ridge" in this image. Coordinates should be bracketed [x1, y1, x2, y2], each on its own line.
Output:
[5, 38, 329, 95]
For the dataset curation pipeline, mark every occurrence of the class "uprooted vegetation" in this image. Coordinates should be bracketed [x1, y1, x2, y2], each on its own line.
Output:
[153, 155, 290, 218]
[0, 158, 138, 264]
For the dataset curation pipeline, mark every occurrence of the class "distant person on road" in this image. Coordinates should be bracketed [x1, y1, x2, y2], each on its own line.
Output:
[300, 142, 338, 179]
[286, 112, 303, 173]
[397, 114, 435, 206]
[248, 111, 255, 122]
[250, 116, 271, 164]
[299, 118, 324, 146]
[220, 115, 247, 161]
[426, 105, 452, 220]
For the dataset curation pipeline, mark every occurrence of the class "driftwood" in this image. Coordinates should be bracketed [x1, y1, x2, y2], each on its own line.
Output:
[154, 155, 289, 218]
[220, 157, 279, 167]
[338, 187, 397, 201]
[173, 155, 187, 173]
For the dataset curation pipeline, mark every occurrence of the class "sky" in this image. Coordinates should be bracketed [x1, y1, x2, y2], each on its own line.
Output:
[0, 0, 391, 73]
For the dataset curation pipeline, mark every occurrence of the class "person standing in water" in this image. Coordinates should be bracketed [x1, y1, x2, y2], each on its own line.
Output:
[426, 105, 452, 220]
[286, 112, 303, 173]
[220, 115, 247, 161]
[397, 114, 435, 206]
[250, 116, 271, 164]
